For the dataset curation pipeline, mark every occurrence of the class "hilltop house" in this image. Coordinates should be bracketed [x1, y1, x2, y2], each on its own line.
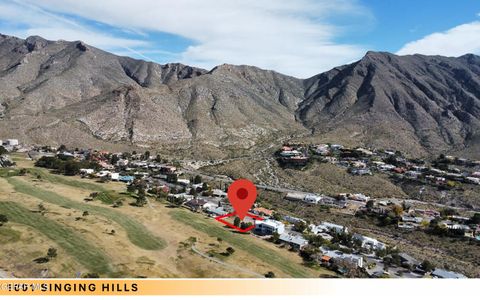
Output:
[353, 234, 386, 251]
[278, 232, 308, 250]
[255, 219, 285, 235]
[320, 247, 363, 268]
[310, 222, 348, 234]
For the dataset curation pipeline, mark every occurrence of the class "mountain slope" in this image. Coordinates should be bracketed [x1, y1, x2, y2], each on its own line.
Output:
[1, 34, 480, 158]
[298, 51, 480, 156]
[0, 34, 306, 152]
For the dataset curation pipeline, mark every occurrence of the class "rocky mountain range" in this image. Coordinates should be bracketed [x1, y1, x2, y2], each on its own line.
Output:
[1, 33, 479, 159]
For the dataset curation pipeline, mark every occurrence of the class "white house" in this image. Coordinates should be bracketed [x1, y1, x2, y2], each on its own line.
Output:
[255, 219, 285, 235]
[95, 170, 111, 178]
[352, 234, 386, 250]
[5, 139, 19, 146]
[310, 222, 348, 234]
[303, 194, 322, 204]
[279, 232, 308, 249]
[110, 172, 120, 181]
[80, 168, 95, 175]
[321, 248, 363, 268]
[285, 192, 306, 201]
[212, 189, 227, 198]
[177, 178, 190, 186]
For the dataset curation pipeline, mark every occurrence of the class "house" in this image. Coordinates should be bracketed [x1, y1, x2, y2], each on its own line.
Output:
[398, 253, 420, 268]
[350, 168, 372, 176]
[95, 170, 111, 178]
[212, 189, 227, 198]
[279, 150, 302, 157]
[431, 269, 467, 279]
[318, 232, 333, 241]
[303, 194, 321, 204]
[320, 248, 363, 268]
[252, 207, 273, 217]
[255, 219, 285, 235]
[278, 232, 308, 250]
[168, 193, 194, 203]
[177, 178, 190, 186]
[4, 139, 19, 146]
[310, 222, 348, 234]
[79, 168, 95, 175]
[401, 215, 423, 223]
[284, 192, 306, 201]
[160, 166, 176, 174]
[184, 198, 208, 212]
[206, 206, 228, 216]
[118, 175, 135, 183]
[109, 173, 120, 181]
[283, 215, 306, 224]
[353, 234, 386, 250]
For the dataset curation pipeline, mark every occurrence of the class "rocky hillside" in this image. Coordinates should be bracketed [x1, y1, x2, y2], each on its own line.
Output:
[299, 52, 480, 157]
[1, 34, 480, 158]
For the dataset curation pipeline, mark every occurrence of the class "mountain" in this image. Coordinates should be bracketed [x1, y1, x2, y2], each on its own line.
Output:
[299, 51, 480, 157]
[1, 34, 480, 158]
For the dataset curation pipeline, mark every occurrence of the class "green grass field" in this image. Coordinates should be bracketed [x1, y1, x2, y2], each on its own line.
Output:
[0, 169, 21, 177]
[93, 191, 124, 205]
[6, 177, 166, 251]
[27, 168, 108, 192]
[170, 209, 316, 278]
[0, 226, 21, 244]
[0, 201, 111, 274]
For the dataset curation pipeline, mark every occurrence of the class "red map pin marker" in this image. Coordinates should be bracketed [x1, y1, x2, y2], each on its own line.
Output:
[227, 179, 257, 220]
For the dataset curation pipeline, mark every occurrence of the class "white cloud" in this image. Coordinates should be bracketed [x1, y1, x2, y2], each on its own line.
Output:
[0, 1, 149, 55]
[397, 21, 480, 57]
[0, 0, 373, 77]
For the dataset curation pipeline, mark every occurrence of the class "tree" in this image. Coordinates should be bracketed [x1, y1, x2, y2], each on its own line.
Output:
[270, 231, 280, 243]
[468, 213, 480, 225]
[143, 151, 151, 160]
[0, 214, 8, 225]
[19, 168, 27, 176]
[127, 184, 136, 193]
[155, 154, 162, 163]
[0, 146, 7, 155]
[233, 216, 241, 228]
[193, 175, 202, 184]
[202, 182, 209, 191]
[299, 245, 319, 262]
[421, 260, 435, 272]
[64, 160, 80, 176]
[264, 271, 276, 278]
[392, 205, 403, 217]
[240, 222, 252, 230]
[82, 211, 89, 217]
[293, 221, 308, 233]
[441, 207, 456, 217]
[225, 247, 235, 255]
[38, 203, 46, 213]
[47, 247, 57, 259]
[57, 145, 67, 152]
[167, 196, 185, 207]
[366, 200, 374, 209]
[110, 154, 119, 165]
[272, 211, 282, 221]
[135, 194, 147, 207]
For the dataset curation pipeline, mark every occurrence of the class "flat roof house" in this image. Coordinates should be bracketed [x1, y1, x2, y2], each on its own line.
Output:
[279, 232, 308, 250]
[255, 219, 285, 235]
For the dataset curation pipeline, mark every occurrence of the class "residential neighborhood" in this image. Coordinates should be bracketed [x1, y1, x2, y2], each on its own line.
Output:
[1, 140, 479, 278]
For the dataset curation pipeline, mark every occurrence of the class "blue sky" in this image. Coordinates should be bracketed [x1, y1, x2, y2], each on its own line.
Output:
[0, 0, 479, 78]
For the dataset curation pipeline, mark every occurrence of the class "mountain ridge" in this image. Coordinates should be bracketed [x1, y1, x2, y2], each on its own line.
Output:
[1, 33, 480, 159]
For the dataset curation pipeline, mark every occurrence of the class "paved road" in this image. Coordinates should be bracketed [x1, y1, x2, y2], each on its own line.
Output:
[191, 245, 263, 278]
